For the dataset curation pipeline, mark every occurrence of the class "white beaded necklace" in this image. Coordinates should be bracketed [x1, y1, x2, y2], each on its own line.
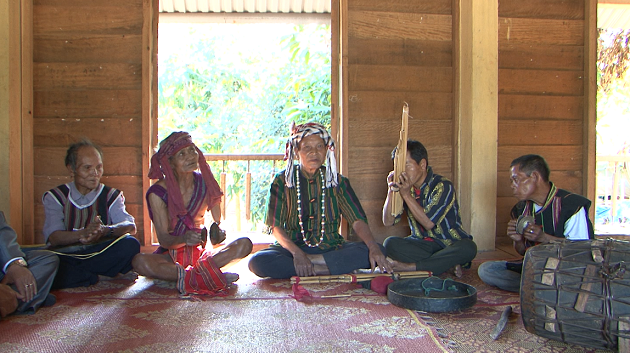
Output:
[295, 165, 326, 248]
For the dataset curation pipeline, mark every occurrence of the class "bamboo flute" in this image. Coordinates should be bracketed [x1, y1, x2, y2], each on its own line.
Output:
[391, 103, 409, 217]
[290, 270, 431, 284]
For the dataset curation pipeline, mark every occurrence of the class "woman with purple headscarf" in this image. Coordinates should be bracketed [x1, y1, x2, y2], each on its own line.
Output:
[248, 122, 392, 279]
[132, 132, 252, 296]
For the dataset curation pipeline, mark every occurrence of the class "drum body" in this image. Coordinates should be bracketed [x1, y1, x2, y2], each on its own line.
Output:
[521, 239, 630, 351]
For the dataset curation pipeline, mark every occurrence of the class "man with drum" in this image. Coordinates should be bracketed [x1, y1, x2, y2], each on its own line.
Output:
[478, 154, 594, 292]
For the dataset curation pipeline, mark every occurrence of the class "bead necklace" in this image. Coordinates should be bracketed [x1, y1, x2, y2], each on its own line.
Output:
[295, 165, 326, 247]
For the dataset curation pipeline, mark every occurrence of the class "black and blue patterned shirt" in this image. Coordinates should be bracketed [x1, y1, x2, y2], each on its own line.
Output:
[394, 166, 473, 247]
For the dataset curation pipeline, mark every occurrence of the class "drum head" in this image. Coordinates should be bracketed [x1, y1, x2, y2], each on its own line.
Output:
[387, 277, 477, 312]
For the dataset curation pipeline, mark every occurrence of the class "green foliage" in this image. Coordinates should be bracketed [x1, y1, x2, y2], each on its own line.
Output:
[598, 28, 630, 94]
[597, 29, 630, 156]
[158, 23, 331, 230]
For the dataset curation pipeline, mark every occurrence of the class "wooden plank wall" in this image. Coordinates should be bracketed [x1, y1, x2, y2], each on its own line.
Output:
[345, 0, 454, 242]
[32, 0, 145, 244]
[496, 0, 586, 243]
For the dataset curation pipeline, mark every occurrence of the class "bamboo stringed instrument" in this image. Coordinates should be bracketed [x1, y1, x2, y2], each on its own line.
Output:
[391, 102, 409, 217]
[290, 270, 431, 284]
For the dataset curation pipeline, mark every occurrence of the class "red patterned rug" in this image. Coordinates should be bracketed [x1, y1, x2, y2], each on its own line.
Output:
[0, 258, 616, 352]
[0, 265, 448, 353]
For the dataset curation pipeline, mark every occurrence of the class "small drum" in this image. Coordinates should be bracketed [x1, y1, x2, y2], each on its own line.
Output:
[521, 239, 630, 351]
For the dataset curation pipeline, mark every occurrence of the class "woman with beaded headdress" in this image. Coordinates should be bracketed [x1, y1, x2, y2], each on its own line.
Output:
[248, 122, 392, 279]
[132, 131, 252, 295]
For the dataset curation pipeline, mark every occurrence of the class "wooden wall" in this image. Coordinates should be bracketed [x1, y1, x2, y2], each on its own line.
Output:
[14, 0, 592, 247]
[495, 0, 588, 243]
[344, 0, 454, 242]
[32, 0, 146, 244]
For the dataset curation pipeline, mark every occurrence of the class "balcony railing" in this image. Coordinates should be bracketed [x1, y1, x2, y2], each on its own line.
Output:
[596, 155, 630, 234]
[149, 153, 284, 245]
[204, 153, 284, 222]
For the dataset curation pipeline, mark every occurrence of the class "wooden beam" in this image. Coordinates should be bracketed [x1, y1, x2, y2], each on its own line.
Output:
[331, 0, 339, 158]
[599, 0, 630, 6]
[585, 0, 597, 223]
[0, 0, 17, 229]
[454, 0, 498, 252]
[20, 0, 34, 244]
[336, 0, 349, 238]
[339, 0, 348, 176]
[142, 0, 158, 246]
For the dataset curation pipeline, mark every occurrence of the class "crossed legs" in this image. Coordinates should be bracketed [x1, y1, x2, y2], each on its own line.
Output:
[132, 237, 253, 283]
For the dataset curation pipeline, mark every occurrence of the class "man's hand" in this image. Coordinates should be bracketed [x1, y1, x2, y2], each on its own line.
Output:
[506, 219, 524, 242]
[184, 230, 203, 247]
[387, 171, 400, 192]
[79, 217, 106, 244]
[523, 224, 548, 243]
[396, 171, 414, 196]
[292, 251, 316, 277]
[1, 262, 37, 304]
[367, 243, 393, 273]
[0, 283, 18, 318]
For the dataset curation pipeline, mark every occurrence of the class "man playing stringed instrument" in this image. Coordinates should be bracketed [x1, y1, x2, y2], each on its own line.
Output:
[248, 122, 392, 279]
[382, 139, 477, 276]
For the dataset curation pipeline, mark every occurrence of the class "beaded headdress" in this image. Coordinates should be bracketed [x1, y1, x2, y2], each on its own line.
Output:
[284, 122, 338, 188]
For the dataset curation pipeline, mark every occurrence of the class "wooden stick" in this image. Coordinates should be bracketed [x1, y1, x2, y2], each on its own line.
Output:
[391, 103, 409, 217]
[290, 270, 431, 284]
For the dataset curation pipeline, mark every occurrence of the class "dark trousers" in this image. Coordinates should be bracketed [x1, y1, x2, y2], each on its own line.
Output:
[248, 242, 386, 279]
[7, 249, 60, 314]
[52, 235, 140, 289]
[384, 237, 477, 276]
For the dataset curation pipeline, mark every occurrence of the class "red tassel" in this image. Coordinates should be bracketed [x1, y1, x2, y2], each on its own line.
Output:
[290, 277, 312, 301]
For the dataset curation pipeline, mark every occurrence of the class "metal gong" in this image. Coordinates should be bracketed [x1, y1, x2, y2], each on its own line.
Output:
[387, 277, 477, 312]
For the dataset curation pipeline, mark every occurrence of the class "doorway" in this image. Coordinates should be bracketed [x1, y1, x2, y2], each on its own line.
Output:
[157, 12, 332, 240]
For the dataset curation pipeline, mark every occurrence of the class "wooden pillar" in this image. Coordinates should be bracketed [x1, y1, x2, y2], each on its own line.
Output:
[453, 0, 498, 251]
[584, 0, 597, 221]
[0, 0, 13, 220]
[142, 0, 159, 246]
[0, 0, 32, 243]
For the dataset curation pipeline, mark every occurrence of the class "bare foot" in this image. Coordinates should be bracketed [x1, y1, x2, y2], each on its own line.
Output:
[387, 258, 416, 272]
[448, 264, 463, 278]
[225, 272, 239, 283]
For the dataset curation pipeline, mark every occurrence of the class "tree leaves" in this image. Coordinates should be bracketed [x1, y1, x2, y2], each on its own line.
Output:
[158, 23, 332, 229]
[598, 28, 630, 94]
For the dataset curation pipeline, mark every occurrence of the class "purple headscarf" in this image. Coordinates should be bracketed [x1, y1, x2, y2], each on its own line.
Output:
[148, 132, 222, 229]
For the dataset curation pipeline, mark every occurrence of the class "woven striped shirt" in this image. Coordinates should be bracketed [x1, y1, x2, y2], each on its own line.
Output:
[266, 166, 368, 250]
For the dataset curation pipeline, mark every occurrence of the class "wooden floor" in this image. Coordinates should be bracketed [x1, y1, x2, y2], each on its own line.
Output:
[474, 242, 520, 261]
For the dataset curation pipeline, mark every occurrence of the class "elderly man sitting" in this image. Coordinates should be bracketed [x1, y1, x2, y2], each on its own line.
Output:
[132, 132, 252, 296]
[478, 154, 594, 292]
[248, 122, 392, 279]
[42, 139, 140, 289]
[1, 211, 59, 317]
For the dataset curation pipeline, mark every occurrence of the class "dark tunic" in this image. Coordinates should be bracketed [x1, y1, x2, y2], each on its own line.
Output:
[511, 182, 595, 251]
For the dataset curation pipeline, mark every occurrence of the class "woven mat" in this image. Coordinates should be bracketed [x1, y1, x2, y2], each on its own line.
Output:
[0, 271, 449, 353]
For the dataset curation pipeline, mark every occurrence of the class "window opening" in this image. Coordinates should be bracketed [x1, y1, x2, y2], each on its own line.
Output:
[596, 21, 630, 235]
[158, 19, 332, 240]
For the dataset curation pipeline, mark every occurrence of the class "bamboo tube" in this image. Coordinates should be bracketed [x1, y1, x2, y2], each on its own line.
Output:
[220, 171, 226, 220]
[391, 103, 409, 217]
[245, 171, 251, 220]
[290, 270, 431, 284]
